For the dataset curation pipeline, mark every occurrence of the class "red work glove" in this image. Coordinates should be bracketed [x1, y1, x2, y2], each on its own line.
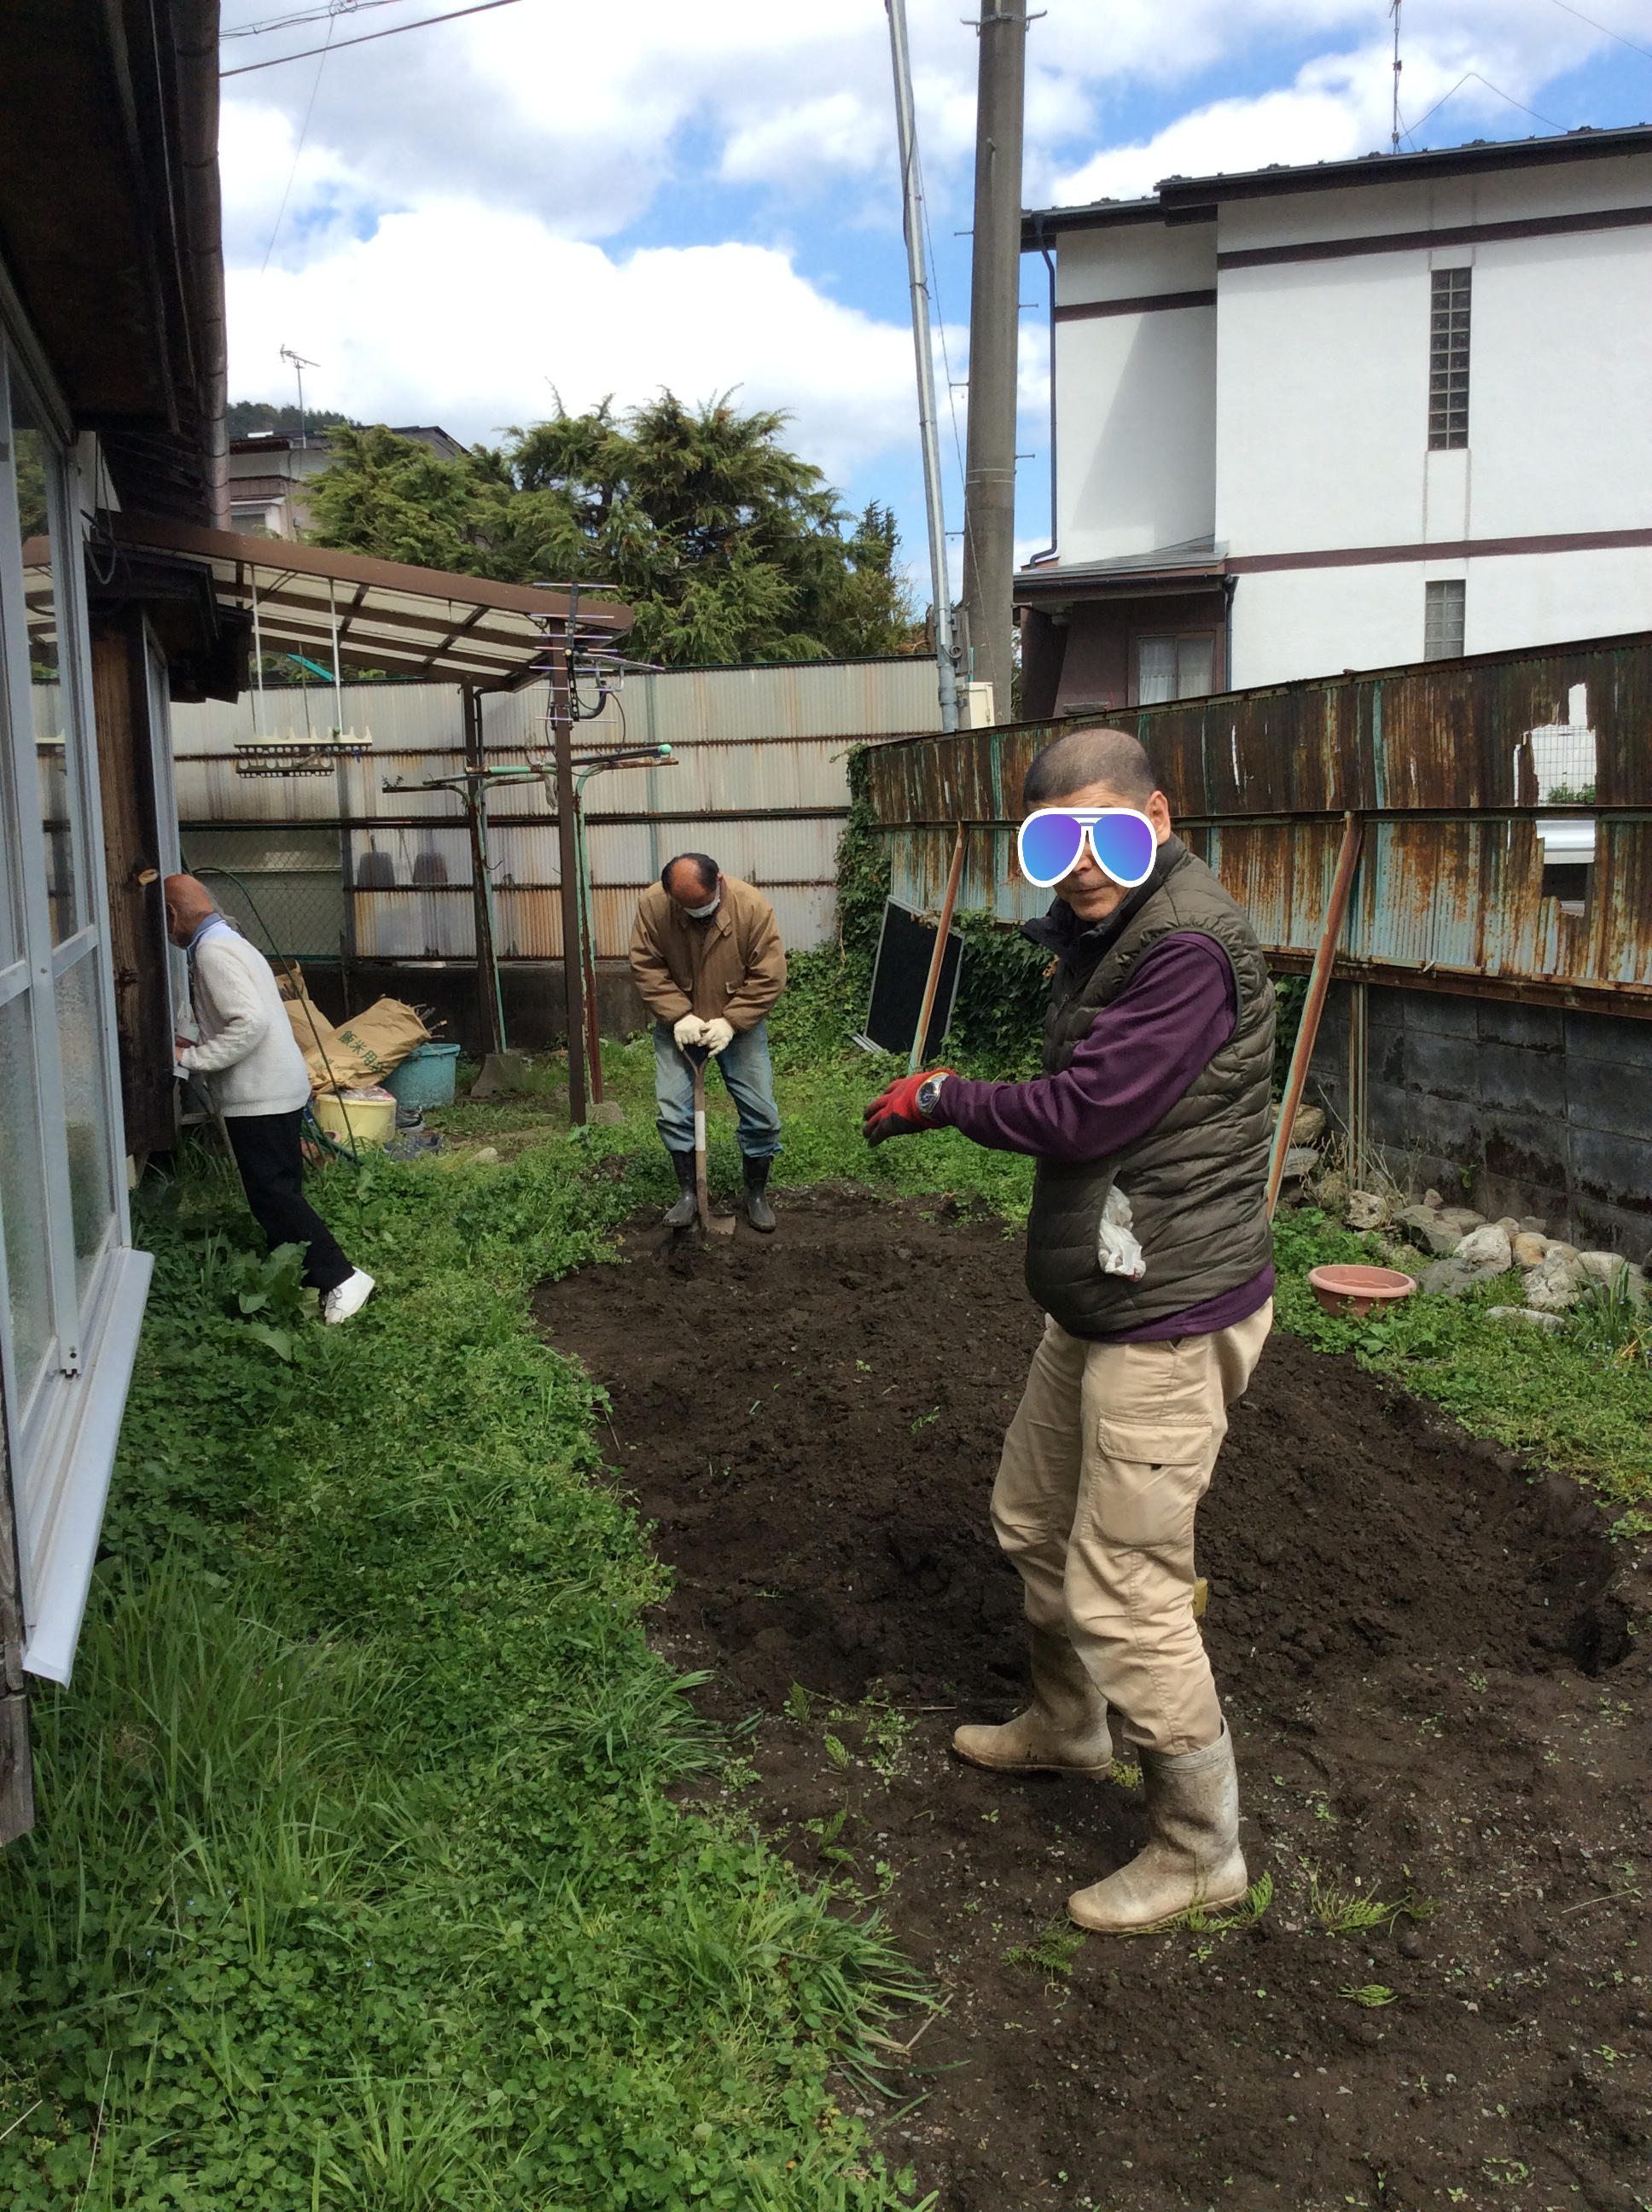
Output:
[863, 1068, 955, 1146]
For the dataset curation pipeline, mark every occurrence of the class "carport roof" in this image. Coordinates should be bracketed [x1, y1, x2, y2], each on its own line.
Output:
[108, 514, 633, 689]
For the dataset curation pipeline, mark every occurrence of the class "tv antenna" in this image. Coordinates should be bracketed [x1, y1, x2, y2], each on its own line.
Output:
[1389, 0, 1403, 154]
[279, 345, 321, 439]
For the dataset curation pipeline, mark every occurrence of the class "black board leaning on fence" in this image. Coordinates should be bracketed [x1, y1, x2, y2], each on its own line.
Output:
[864, 898, 964, 1062]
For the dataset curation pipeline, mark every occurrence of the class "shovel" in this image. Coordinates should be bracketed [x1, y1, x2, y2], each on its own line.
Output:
[682, 1043, 736, 1237]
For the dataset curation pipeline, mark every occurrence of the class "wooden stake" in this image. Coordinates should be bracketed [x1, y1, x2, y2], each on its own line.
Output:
[908, 820, 967, 1075]
[1266, 812, 1364, 1220]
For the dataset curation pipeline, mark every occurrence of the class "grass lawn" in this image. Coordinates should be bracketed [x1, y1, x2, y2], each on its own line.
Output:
[3, 1022, 1647, 2207]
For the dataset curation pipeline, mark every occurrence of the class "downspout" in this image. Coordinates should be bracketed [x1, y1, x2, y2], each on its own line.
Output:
[1024, 211, 1058, 567]
[176, 1, 229, 528]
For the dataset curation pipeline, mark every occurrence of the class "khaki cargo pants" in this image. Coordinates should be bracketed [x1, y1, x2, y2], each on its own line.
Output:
[991, 1303, 1272, 1759]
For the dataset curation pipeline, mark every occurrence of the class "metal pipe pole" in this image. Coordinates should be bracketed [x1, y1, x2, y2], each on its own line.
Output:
[886, 0, 959, 734]
[958, 0, 1027, 727]
[550, 643, 588, 1124]
[462, 687, 505, 1057]
[572, 765, 603, 1103]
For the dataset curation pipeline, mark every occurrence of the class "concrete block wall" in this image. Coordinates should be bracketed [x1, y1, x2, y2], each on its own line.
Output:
[1307, 982, 1652, 1260]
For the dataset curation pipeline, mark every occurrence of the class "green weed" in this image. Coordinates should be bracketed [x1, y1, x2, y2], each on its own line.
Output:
[0, 1138, 924, 2210]
[1308, 1867, 1434, 1936]
[1273, 1208, 1652, 1519]
[1003, 1922, 1086, 1980]
[1338, 1984, 1399, 2008]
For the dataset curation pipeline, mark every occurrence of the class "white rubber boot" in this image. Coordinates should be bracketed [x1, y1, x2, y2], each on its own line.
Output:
[953, 1627, 1113, 1777]
[1067, 1721, 1247, 1934]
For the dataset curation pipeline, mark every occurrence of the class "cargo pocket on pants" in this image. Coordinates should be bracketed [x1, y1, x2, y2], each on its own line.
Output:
[1087, 1417, 1214, 1549]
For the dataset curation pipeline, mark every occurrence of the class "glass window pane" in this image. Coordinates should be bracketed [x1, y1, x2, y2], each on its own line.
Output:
[0, 988, 55, 1409]
[10, 392, 78, 945]
[1424, 579, 1467, 661]
[1137, 637, 1177, 705]
[1176, 636, 1214, 700]
[54, 954, 116, 1293]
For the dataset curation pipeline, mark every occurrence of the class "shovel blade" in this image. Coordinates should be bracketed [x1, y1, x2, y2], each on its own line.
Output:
[706, 1212, 736, 1237]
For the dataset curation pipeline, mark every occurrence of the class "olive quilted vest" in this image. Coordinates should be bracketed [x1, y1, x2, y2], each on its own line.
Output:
[1024, 836, 1275, 1336]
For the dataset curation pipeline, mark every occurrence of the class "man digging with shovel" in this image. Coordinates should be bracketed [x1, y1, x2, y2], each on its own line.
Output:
[864, 726, 1275, 1936]
[630, 853, 787, 1233]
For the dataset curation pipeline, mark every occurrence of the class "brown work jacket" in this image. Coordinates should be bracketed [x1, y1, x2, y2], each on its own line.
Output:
[629, 875, 787, 1033]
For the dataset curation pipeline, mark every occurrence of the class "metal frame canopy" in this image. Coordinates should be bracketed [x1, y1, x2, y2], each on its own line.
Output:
[108, 513, 633, 689]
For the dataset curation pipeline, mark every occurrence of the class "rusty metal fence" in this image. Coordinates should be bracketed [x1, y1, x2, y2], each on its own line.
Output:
[864, 628, 1652, 1017]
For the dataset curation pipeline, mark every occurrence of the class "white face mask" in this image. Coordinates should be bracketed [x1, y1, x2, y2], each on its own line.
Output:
[681, 893, 720, 919]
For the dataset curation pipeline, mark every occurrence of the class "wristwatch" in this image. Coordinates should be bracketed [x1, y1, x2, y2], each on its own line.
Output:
[915, 1072, 949, 1121]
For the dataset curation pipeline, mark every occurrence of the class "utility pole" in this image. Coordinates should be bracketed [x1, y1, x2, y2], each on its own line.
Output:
[885, 0, 959, 734]
[958, 0, 1027, 728]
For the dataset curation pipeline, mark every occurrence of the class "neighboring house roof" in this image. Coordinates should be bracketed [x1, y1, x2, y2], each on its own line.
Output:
[1022, 121, 1652, 243]
[227, 427, 469, 461]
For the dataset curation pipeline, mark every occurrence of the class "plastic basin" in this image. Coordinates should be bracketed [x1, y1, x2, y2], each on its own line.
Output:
[383, 1042, 461, 1110]
[1306, 1263, 1417, 1320]
[312, 1089, 398, 1148]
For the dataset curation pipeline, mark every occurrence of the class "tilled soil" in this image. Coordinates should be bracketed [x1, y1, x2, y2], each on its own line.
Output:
[533, 1186, 1652, 2212]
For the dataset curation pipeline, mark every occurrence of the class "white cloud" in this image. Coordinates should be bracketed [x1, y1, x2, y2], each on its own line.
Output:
[1050, 19, 1604, 207]
[227, 200, 942, 484]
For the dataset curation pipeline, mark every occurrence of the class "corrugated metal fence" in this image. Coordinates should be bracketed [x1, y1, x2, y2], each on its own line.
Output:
[865, 629, 1652, 1015]
[172, 660, 944, 964]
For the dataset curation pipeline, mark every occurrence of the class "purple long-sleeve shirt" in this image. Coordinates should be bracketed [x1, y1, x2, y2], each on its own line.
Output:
[932, 930, 1273, 1342]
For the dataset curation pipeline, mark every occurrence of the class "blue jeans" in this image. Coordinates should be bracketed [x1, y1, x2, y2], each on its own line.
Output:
[653, 1020, 782, 1161]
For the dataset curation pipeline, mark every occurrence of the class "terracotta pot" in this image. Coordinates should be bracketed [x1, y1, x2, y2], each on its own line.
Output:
[1306, 1263, 1417, 1321]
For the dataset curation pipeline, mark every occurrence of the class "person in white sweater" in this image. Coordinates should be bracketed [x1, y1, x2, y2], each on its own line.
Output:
[166, 875, 374, 1324]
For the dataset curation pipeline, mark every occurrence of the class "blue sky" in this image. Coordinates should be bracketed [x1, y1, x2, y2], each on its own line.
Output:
[218, 0, 1652, 604]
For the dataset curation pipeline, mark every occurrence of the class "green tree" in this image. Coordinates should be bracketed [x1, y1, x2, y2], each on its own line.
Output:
[226, 399, 355, 439]
[305, 394, 918, 666]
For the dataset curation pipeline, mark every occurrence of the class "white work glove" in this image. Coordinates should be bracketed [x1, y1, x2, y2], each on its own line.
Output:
[672, 1014, 707, 1050]
[701, 1017, 735, 1056]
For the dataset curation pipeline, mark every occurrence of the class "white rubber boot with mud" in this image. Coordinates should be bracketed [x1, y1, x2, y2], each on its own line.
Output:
[952, 1627, 1113, 1777]
[1067, 1721, 1246, 1934]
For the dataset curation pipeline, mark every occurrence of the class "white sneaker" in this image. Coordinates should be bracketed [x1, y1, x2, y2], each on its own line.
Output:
[321, 1269, 375, 1324]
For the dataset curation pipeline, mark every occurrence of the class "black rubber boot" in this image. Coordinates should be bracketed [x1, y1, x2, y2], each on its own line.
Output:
[664, 1149, 698, 1229]
[743, 1155, 777, 1234]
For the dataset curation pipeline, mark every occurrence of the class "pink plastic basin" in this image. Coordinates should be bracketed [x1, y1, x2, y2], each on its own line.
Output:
[1307, 1263, 1417, 1321]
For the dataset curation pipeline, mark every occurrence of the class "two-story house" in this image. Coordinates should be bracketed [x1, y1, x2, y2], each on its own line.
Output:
[1018, 125, 1652, 715]
[228, 424, 468, 538]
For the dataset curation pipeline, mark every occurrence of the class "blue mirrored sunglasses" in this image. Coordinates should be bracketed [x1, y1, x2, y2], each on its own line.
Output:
[1016, 806, 1159, 890]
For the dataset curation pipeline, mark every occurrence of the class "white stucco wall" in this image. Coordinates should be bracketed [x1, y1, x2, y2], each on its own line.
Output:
[1053, 224, 1218, 563]
[1467, 227, 1652, 538]
[1230, 547, 1652, 690]
[1057, 309, 1217, 561]
[1214, 251, 1431, 556]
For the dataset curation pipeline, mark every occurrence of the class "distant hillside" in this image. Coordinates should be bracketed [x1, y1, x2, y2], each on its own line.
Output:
[227, 400, 358, 439]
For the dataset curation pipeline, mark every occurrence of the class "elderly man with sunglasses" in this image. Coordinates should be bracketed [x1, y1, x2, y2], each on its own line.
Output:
[863, 725, 1275, 1936]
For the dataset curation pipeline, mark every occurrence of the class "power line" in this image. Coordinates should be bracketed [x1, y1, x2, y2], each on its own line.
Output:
[1541, 0, 1652, 65]
[260, 14, 337, 267]
[1402, 68, 1567, 144]
[222, 0, 528, 76]
[223, 0, 411, 38]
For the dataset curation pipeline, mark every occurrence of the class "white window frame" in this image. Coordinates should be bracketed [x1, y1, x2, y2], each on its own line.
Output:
[0, 311, 152, 1686]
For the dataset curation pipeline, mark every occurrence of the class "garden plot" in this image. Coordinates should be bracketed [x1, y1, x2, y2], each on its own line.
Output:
[535, 1187, 1652, 2212]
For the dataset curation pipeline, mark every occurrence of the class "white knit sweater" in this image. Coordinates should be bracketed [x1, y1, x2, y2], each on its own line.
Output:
[178, 929, 311, 1117]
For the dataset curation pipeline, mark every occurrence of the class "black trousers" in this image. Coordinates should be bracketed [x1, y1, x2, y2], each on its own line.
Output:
[224, 1109, 353, 1294]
